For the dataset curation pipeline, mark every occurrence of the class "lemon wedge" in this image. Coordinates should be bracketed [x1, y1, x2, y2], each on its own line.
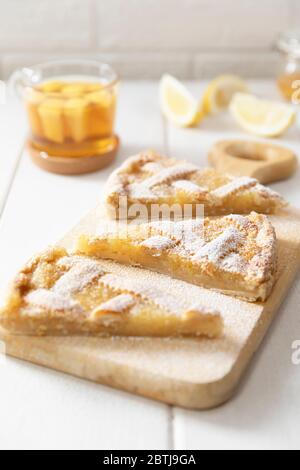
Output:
[159, 74, 202, 127]
[230, 93, 296, 137]
[203, 75, 248, 114]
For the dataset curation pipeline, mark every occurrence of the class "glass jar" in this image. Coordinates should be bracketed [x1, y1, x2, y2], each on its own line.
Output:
[276, 31, 300, 102]
[10, 60, 120, 174]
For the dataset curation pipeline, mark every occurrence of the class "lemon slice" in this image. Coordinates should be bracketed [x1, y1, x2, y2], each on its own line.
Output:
[230, 93, 296, 137]
[159, 74, 202, 127]
[203, 75, 248, 114]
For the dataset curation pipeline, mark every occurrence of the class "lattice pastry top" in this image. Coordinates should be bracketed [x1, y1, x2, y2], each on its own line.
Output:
[0, 248, 223, 338]
[105, 150, 286, 218]
[78, 212, 277, 302]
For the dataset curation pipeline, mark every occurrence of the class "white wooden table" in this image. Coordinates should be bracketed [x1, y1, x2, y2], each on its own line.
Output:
[0, 81, 300, 450]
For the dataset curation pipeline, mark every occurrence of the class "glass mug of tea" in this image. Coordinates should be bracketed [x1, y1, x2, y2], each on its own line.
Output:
[10, 59, 120, 174]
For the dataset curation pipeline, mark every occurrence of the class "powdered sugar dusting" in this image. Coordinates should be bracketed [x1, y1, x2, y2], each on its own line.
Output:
[142, 162, 164, 173]
[254, 183, 285, 201]
[54, 260, 104, 296]
[128, 183, 159, 201]
[100, 273, 184, 314]
[224, 214, 249, 228]
[26, 289, 81, 312]
[141, 236, 176, 251]
[57, 255, 88, 268]
[150, 218, 203, 240]
[149, 219, 204, 255]
[128, 163, 197, 200]
[220, 253, 246, 274]
[256, 226, 271, 247]
[176, 219, 205, 254]
[25, 258, 104, 312]
[186, 304, 220, 317]
[149, 220, 179, 239]
[172, 180, 206, 194]
[212, 177, 257, 199]
[96, 294, 136, 314]
[144, 164, 198, 188]
[193, 228, 243, 264]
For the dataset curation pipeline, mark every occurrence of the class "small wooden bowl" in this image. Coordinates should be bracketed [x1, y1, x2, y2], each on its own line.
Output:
[27, 135, 119, 175]
[208, 140, 298, 184]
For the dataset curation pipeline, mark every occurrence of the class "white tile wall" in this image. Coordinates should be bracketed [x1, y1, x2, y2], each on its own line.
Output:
[0, 0, 298, 79]
[289, 0, 300, 29]
[0, 0, 93, 51]
[96, 0, 289, 50]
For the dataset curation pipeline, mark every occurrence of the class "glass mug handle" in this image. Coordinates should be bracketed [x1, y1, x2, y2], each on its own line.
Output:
[8, 69, 24, 99]
[9, 67, 38, 99]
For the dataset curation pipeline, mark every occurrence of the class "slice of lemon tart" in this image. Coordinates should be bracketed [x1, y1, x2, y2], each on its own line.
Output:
[105, 151, 287, 219]
[77, 212, 277, 302]
[0, 248, 223, 338]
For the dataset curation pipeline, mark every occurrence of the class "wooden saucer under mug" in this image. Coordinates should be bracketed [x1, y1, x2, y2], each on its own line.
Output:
[27, 135, 119, 175]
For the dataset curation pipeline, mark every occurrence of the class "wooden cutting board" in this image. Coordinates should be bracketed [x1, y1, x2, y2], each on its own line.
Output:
[1, 205, 300, 410]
